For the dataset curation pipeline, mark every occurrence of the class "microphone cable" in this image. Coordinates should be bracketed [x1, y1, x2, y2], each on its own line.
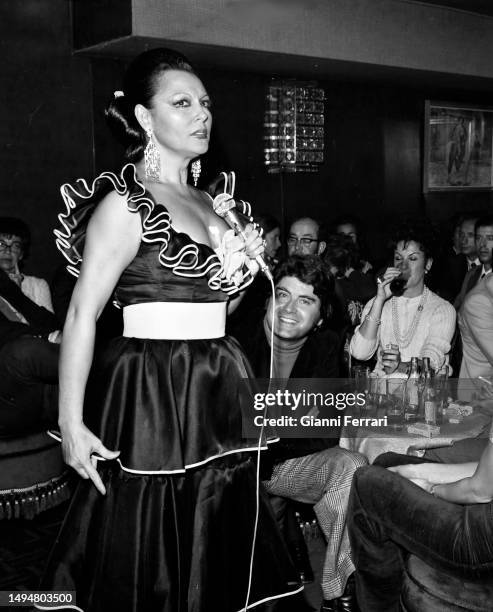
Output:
[214, 170, 288, 610]
[243, 273, 276, 611]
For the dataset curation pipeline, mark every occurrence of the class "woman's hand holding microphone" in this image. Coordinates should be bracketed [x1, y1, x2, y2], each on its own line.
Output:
[242, 223, 265, 275]
[214, 223, 265, 283]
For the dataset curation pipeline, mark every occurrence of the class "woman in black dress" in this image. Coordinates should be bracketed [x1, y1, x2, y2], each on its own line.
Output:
[38, 48, 301, 612]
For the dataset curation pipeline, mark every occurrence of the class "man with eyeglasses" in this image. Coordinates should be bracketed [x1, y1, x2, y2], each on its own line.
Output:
[0, 218, 53, 311]
[0, 217, 60, 437]
[287, 217, 327, 257]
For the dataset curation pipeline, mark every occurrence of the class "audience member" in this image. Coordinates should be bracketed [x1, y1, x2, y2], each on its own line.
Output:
[429, 215, 476, 303]
[256, 213, 281, 268]
[287, 216, 326, 257]
[324, 234, 376, 327]
[0, 218, 61, 435]
[455, 215, 493, 309]
[451, 213, 464, 255]
[460, 215, 480, 270]
[459, 273, 493, 383]
[234, 255, 367, 612]
[334, 214, 372, 273]
[348, 420, 493, 611]
[0, 267, 60, 435]
[0, 217, 53, 311]
[350, 222, 456, 375]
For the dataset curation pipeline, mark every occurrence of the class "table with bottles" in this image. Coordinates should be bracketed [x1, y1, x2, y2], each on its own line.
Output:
[340, 361, 492, 463]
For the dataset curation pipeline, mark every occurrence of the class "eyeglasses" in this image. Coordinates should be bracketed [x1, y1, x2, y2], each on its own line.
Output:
[0, 240, 23, 253]
[287, 237, 319, 247]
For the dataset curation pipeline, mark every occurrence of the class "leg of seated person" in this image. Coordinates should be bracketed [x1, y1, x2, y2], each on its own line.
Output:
[0, 337, 59, 434]
[3, 336, 59, 383]
[348, 465, 493, 612]
[268, 495, 288, 532]
[373, 451, 434, 468]
[374, 442, 488, 469]
[263, 446, 368, 601]
[424, 436, 489, 463]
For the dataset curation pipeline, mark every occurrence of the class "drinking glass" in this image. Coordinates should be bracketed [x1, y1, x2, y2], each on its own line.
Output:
[386, 379, 405, 430]
[351, 365, 370, 416]
[352, 365, 369, 391]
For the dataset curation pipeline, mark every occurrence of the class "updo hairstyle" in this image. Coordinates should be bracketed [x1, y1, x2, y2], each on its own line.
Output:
[105, 48, 197, 162]
[389, 219, 438, 261]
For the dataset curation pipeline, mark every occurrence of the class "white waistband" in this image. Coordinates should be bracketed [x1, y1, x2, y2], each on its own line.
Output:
[123, 302, 226, 340]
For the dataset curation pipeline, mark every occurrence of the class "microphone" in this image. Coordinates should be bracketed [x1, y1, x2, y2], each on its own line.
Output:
[213, 194, 273, 282]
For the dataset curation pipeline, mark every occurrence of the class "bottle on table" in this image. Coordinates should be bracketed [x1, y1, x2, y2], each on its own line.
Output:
[404, 357, 420, 422]
[422, 357, 439, 425]
[435, 366, 448, 423]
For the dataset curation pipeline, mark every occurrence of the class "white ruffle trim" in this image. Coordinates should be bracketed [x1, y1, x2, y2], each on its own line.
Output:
[55, 164, 254, 295]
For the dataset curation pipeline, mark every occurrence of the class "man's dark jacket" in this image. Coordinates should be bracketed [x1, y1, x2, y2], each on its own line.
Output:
[428, 250, 468, 303]
[0, 270, 59, 348]
[233, 310, 341, 472]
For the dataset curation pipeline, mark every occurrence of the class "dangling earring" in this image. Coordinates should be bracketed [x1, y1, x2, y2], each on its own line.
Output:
[191, 159, 201, 187]
[144, 128, 161, 181]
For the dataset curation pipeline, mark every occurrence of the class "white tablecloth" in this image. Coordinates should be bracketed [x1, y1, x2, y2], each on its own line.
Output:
[339, 412, 491, 463]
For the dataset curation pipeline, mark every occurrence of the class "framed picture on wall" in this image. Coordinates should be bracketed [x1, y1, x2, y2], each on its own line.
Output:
[423, 101, 493, 191]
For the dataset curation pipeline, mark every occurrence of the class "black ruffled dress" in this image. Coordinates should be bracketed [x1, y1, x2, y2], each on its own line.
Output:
[38, 165, 301, 612]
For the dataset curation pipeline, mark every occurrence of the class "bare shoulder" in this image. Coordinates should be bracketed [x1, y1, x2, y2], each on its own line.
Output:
[87, 189, 142, 240]
[81, 189, 142, 270]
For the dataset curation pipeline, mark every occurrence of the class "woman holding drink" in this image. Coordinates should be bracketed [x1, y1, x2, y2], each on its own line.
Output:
[350, 223, 456, 376]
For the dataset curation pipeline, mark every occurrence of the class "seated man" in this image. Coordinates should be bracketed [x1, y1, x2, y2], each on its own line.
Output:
[0, 265, 60, 436]
[324, 233, 376, 327]
[234, 255, 367, 612]
[0, 216, 54, 310]
[334, 214, 373, 274]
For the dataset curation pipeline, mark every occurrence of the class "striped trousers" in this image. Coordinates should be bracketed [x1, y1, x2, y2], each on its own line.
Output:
[263, 446, 368, 600]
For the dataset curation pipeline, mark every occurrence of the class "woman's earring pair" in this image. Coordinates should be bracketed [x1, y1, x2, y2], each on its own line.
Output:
[144, 129, 202, 187]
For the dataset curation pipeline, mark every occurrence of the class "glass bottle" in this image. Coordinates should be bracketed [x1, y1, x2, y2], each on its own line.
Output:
[404, 357, 420, 422]
[435, 366, 448, 424]
[422, 357, 438, 425]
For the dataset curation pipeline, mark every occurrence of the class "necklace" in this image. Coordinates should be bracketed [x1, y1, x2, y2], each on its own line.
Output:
[391, 286, 429, 349]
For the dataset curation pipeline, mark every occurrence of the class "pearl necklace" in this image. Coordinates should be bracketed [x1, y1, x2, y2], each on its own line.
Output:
[391, 286, 429, 349]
